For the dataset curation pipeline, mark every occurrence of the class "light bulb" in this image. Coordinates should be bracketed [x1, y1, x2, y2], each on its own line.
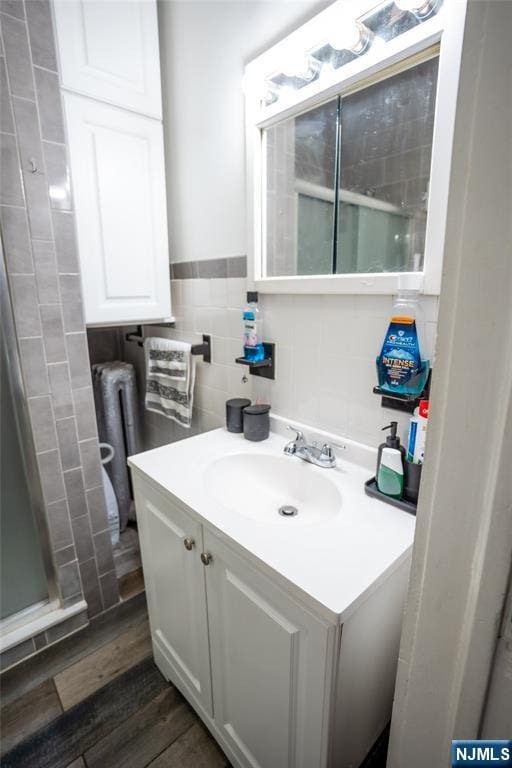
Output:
[328, 17, 373, 55]
[281, 49, 317, 80]
[395, 0, 441, 19]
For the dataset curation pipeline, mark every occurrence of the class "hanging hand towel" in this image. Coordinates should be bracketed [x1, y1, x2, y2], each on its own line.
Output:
[144, 337, 196, 428]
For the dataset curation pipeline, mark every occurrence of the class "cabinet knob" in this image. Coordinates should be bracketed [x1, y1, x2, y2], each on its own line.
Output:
[183, 537, 195, 551]
[200, 552, 212, 566]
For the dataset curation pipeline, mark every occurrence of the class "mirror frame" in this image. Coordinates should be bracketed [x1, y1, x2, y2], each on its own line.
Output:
[244, 0, 468, 295]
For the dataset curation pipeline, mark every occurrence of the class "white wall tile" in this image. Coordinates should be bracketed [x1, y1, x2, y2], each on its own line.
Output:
[133, 276, 438, 452]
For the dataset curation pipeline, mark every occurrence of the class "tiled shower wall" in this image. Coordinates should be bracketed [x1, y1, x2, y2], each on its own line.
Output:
[0, 0, 119, 663]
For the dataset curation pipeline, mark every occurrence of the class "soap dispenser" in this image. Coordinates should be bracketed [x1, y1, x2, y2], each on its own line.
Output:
[376, 422, 405, 499]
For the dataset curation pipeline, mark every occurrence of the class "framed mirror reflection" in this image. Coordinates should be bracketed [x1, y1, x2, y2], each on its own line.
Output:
[264, 54, 439, 279]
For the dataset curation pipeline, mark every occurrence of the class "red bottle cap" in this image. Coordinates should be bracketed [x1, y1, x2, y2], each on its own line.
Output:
[419, 400, 429, 419]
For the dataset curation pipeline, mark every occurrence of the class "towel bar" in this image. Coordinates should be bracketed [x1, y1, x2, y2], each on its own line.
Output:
[125, 325, 211, 363]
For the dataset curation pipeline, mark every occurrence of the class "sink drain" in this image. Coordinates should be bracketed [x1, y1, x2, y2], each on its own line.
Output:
[278, 505, 298, 518]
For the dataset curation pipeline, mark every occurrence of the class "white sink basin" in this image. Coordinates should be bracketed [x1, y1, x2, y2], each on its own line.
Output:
[203, 453, 342, 524]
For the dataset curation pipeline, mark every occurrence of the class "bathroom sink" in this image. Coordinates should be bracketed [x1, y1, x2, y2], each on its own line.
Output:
[203, 453, 342, 524]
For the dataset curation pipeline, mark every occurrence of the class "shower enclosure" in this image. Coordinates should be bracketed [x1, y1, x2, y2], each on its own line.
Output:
[0, 243, 59, 642]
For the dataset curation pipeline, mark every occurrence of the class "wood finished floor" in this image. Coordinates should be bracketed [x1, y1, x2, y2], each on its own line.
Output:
[0, 593, 229, 768]
[0, 590, 389, 768]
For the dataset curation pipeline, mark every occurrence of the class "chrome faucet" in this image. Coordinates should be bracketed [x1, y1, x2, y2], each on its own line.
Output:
[283, 426, 336, 469]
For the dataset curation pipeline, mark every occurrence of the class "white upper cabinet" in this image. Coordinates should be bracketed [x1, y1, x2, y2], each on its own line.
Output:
[53, 0, 162, 118]
[64, 93, 171, 325]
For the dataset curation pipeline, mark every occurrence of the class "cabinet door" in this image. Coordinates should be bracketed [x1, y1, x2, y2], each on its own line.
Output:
[64, 93, 171, 326]
[204, 530, 332, 768]
[53, 0, 162, 118]
[134, 478, 213, 716]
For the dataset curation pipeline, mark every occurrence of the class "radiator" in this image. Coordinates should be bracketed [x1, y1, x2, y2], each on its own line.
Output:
[92, 362, 140, 532]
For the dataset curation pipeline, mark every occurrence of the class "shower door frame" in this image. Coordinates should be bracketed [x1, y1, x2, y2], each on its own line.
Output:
[0, 241, 60, 619]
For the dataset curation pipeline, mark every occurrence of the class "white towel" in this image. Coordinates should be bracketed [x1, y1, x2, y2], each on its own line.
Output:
[144, 337, 196, 428]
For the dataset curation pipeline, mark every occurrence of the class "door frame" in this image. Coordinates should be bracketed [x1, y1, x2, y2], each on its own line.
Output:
[388, 2, 512, 764]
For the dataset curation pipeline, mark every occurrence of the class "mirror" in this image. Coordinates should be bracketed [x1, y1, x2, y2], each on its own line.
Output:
[264, 55, 439, 278]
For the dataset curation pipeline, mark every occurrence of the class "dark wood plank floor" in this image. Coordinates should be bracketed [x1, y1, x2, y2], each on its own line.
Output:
[0, 594, 229, 768]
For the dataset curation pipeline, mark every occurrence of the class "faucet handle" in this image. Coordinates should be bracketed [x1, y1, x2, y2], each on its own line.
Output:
[286, 425, 304, 442]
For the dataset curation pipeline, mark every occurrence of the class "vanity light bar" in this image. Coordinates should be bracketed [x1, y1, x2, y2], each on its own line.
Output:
[394, 0, 441, 19]
[260, 0, 443, 108]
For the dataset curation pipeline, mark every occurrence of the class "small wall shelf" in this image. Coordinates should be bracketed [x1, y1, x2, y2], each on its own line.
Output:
[235, 342, 275, 380]
[373, 371, 431, 414]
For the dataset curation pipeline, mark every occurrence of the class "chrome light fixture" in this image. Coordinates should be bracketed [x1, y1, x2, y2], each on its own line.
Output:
[395, 0, 441, 20]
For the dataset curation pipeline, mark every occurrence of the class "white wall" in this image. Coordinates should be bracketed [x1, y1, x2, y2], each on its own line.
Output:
[158, 0, 330, 264]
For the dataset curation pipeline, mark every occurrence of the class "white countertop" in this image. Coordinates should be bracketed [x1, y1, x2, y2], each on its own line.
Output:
[128, 428, 416, 623]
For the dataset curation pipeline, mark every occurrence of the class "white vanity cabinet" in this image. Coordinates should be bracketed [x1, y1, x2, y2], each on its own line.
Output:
[52, 0, 162, 118]
[132, 467, 410, 768]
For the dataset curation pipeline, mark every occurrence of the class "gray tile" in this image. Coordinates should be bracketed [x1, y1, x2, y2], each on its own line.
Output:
[33, 67, 64, 143]
[32, 239, 59, 303]
[45, 610, 88, 644]
[63, 466, 88, 518]
[52, 211, 78, 273]
[99, 570, 119, 610]
[66, 332, 91, 389]
[12, 96, 52, 238]
[93, 530, 115, 576]
[0, 1, 25, 19]
[0, 639, 34, 672]
[197, 258, 227, 279]
[227, 255, 247, 278]
[79, 438, 102, 490]
[24, 171, 52, 239]
[1, 13, 34, 99]
[71, 513, 94, 563]
[43, 141, 72, 211]
[0, 205, 32, 272]
[10, 273, 41, 336]
[0, 132, 23, 205]
[12, 96, 52, 235]
[53, 544, 76, 566]
[55, 416, 80, 471]
[28, 395, 57, 452]
[25, 0, 57, 71]
[73, 387, 97, 440]
[78, 558, 103, 617]
[12, 96, 41, 168]
[62, 299, 84, 334]
[86, 486, 108, 534]
[48, 361, 73, 419]
[19, 337, 49, 396]
[37, 448, 65, 504]
[59, 274, 82, 303]
[172, 261, 197, 280]
[40, 303, 67, 362]
[46, 497, 73, 550]
[0, 56, 14, 133]
[33, 632, 47, 651]
[58, 560, 82, 599]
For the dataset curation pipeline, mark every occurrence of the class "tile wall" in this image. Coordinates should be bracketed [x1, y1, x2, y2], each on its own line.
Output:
[121, 257, 438, 452]
[0, 0, 119, 666]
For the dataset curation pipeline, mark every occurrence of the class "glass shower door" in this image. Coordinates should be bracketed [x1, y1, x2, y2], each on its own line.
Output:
[0, 265, 50, 620]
